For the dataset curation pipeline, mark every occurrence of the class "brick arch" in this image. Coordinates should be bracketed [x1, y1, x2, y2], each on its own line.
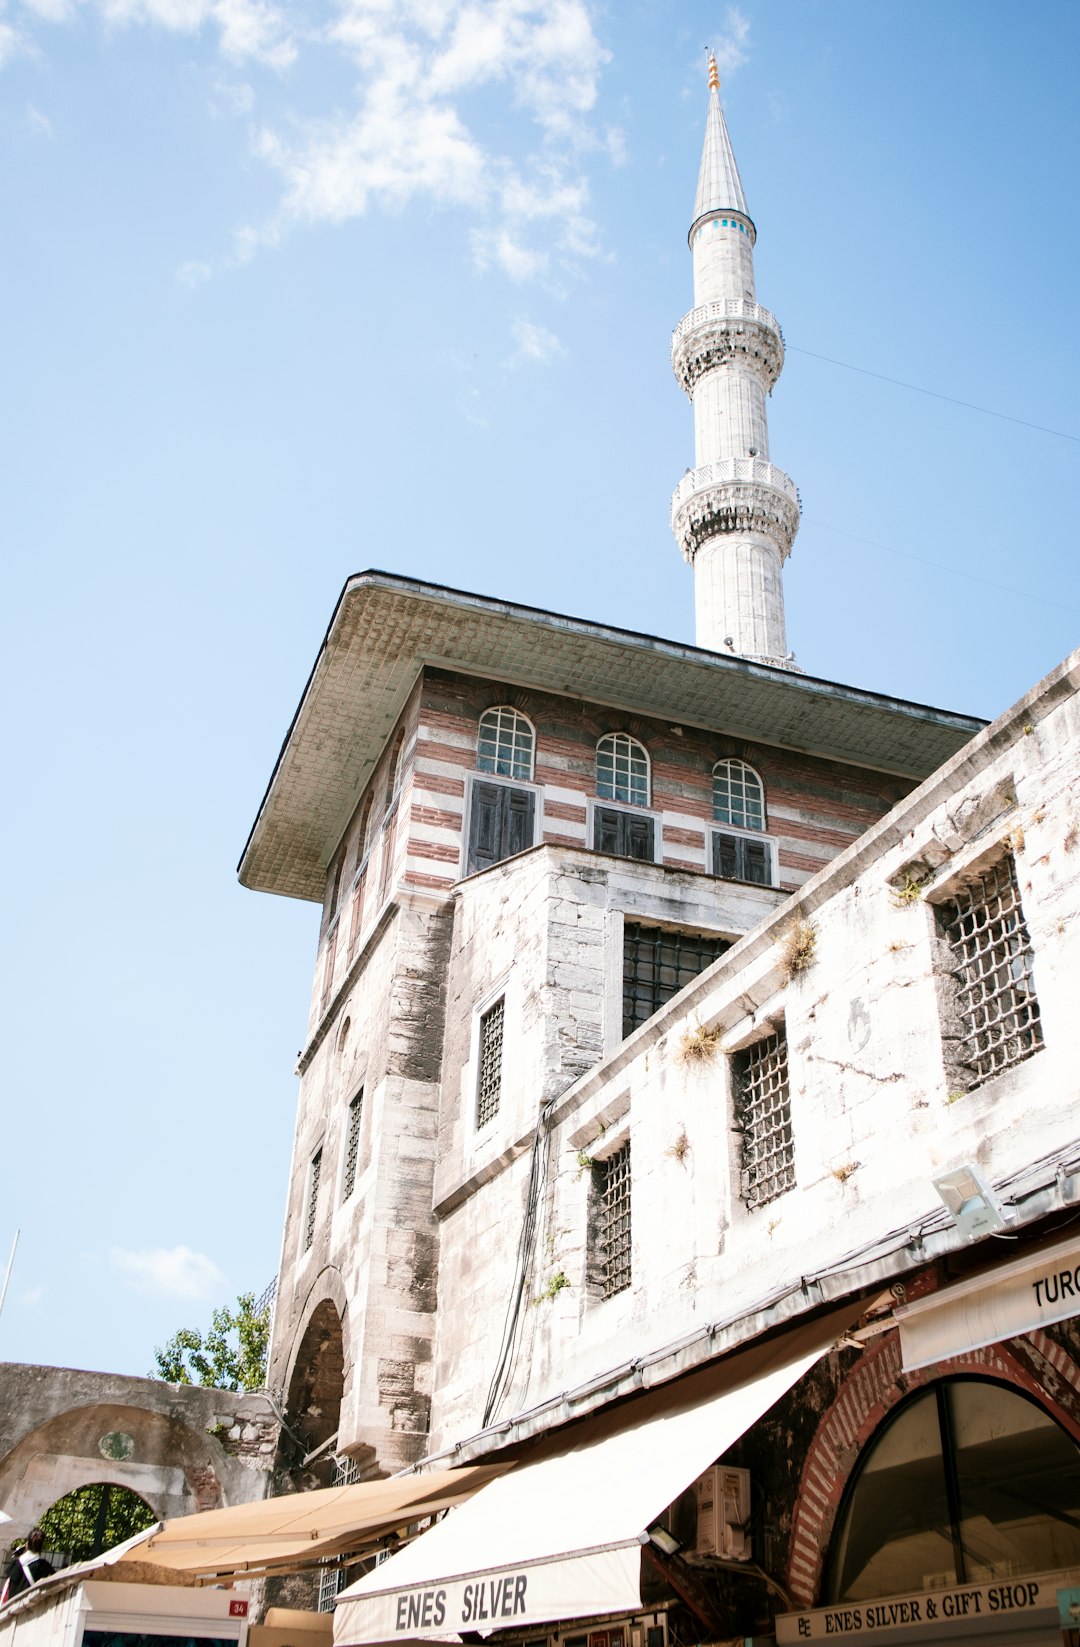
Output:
[786, 1331, 1080, 1607]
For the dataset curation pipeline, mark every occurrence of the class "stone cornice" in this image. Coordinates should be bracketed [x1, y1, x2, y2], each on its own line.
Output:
[671, 463, 802, 562]
[671, 304, 784, 396]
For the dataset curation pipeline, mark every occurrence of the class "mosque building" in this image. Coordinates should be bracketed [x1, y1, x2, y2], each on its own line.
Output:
[239, 60, 1080, 1647]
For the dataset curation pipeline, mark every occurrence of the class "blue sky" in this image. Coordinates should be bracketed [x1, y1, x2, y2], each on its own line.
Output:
[2, 0, 1078, 1381]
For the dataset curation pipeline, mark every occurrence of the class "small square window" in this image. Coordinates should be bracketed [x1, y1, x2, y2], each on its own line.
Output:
[477, 997, 505, 1127]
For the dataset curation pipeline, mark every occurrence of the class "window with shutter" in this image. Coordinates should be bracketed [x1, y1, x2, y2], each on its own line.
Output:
[593, 805, 656, 863]
[711, 829, 775, 886]
[466, 780, 538, 874]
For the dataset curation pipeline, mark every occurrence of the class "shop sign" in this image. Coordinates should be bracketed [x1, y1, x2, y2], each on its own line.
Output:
[896, 1235, 1080, 1371]
[777, 1576, 1055, 1643]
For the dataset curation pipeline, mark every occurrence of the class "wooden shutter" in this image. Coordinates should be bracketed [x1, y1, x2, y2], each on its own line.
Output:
[503, 785, 537, 858]
[742, 837, 772, 885]
[625, 813, 655, 862]
[712, 831, 741, 879]
[594, 805, 625, 856]
[467, 783, 536, 873]
[713, 830, 772, 885]
[595, 806, 654, 862]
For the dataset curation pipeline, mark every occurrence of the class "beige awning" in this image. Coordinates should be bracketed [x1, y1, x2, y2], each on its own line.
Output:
[111, 1465, 511, 1583]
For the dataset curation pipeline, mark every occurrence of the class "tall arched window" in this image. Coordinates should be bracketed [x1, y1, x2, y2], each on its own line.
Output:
[713, 758, 765, 831]
[477, 706, 535, 781]
[826, 1377, 1080, 1604]
[596, 734, 650, 808]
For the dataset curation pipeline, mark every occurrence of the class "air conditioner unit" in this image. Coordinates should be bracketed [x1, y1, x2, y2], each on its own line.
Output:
[692, 1465, 751, 1561]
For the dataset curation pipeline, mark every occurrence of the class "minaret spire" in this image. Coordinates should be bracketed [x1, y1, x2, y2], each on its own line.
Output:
[670, 61, 800, 668]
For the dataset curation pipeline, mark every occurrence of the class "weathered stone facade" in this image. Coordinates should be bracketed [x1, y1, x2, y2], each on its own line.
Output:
[262, 639, 976, 1481]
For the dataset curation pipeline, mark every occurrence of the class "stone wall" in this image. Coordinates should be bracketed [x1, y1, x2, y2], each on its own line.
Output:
[423, 649, 1080, 1451]
[0, 1364, 276, 1550]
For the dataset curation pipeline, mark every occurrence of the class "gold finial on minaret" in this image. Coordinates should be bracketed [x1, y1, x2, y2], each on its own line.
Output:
[707, 51, 719, 91]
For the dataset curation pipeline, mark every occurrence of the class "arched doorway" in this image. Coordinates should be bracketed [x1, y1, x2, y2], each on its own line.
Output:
[282, 1298, 346, 1486]
[38, 1482, 157, 1566]
[825, 1376, 1080, 1603]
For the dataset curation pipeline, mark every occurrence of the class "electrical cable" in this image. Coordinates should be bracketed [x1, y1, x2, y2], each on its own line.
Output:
[481, 1097, 557, 1429]
[805, 518, 1080, 617]
[787, 344, 1079, 445]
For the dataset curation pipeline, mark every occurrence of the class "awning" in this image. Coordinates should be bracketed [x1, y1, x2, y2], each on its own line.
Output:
[109, 1465, 511, 1583]
[895, 1232, 1080, 1371]
[334, 1309, 857, 1645]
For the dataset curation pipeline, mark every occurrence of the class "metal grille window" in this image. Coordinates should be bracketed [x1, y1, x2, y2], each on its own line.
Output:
[342, 1092, 363, 1201]
[476, 997, 505, 1127]
[713, 759, 765, 831]
[596, 1142, 632, 1299]
[623, 922, 730, 1037]
[596, 734, 650, 807]
[937, 856, 1043, 1089]
[734, 1029, 794, 1210]
[304, 1149, 322, 1250]
[318, 1562, 347, 1613]
[477, 706, 535, 781]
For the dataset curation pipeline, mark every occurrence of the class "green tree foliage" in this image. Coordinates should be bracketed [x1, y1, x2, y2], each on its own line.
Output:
[38, 1483, 157, 1565]
[152, 1292, 270, 1392]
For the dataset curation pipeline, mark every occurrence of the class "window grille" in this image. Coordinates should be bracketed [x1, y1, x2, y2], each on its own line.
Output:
[476, 998, 505, 1127]
[477, 707, 535, 781]
[622, 922, 730, 1037]
[734, 1029, 794, 1210]
[596, 1142, 632, 1299]
[333, 1454, 361, 1486]
[938, 857, 1043, 1088]
[596, 734, 650, 807]
[304, 1150, 322, 1250]
[318, 1561, 347, 1613]
[713, 759, 765, 831]
[342, 1093, 363, 1201]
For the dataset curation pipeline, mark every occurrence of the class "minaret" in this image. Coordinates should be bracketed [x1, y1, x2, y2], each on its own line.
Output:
[670, 55, 800, 667]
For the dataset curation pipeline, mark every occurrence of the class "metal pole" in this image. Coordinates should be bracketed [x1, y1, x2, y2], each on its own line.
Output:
[0, 1230, 19, 1325]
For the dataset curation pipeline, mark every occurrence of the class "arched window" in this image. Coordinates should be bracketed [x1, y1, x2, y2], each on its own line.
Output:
[596, 734, 650, 808]
[477, 706, 535, 782]
[826, 1377, 1080, 1604]
[713, 758, 765, 831]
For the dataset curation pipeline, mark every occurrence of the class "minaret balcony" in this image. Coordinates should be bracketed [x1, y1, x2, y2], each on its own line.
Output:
[671, 300, 784, 396]
[671, 459, 801, 563]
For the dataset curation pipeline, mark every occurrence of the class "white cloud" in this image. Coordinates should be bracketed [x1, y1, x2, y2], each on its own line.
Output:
[503, 315, 565, 367]
[26, 101, 53, 136]
[19, 1285, 45, 1306]
[3, 0, 613, 292]
[110, 1244, 226, 1299]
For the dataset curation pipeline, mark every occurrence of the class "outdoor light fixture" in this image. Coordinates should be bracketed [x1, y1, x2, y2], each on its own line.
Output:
[644, 1524, 683, 1557]
[932, 1163, 1011, 1241]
